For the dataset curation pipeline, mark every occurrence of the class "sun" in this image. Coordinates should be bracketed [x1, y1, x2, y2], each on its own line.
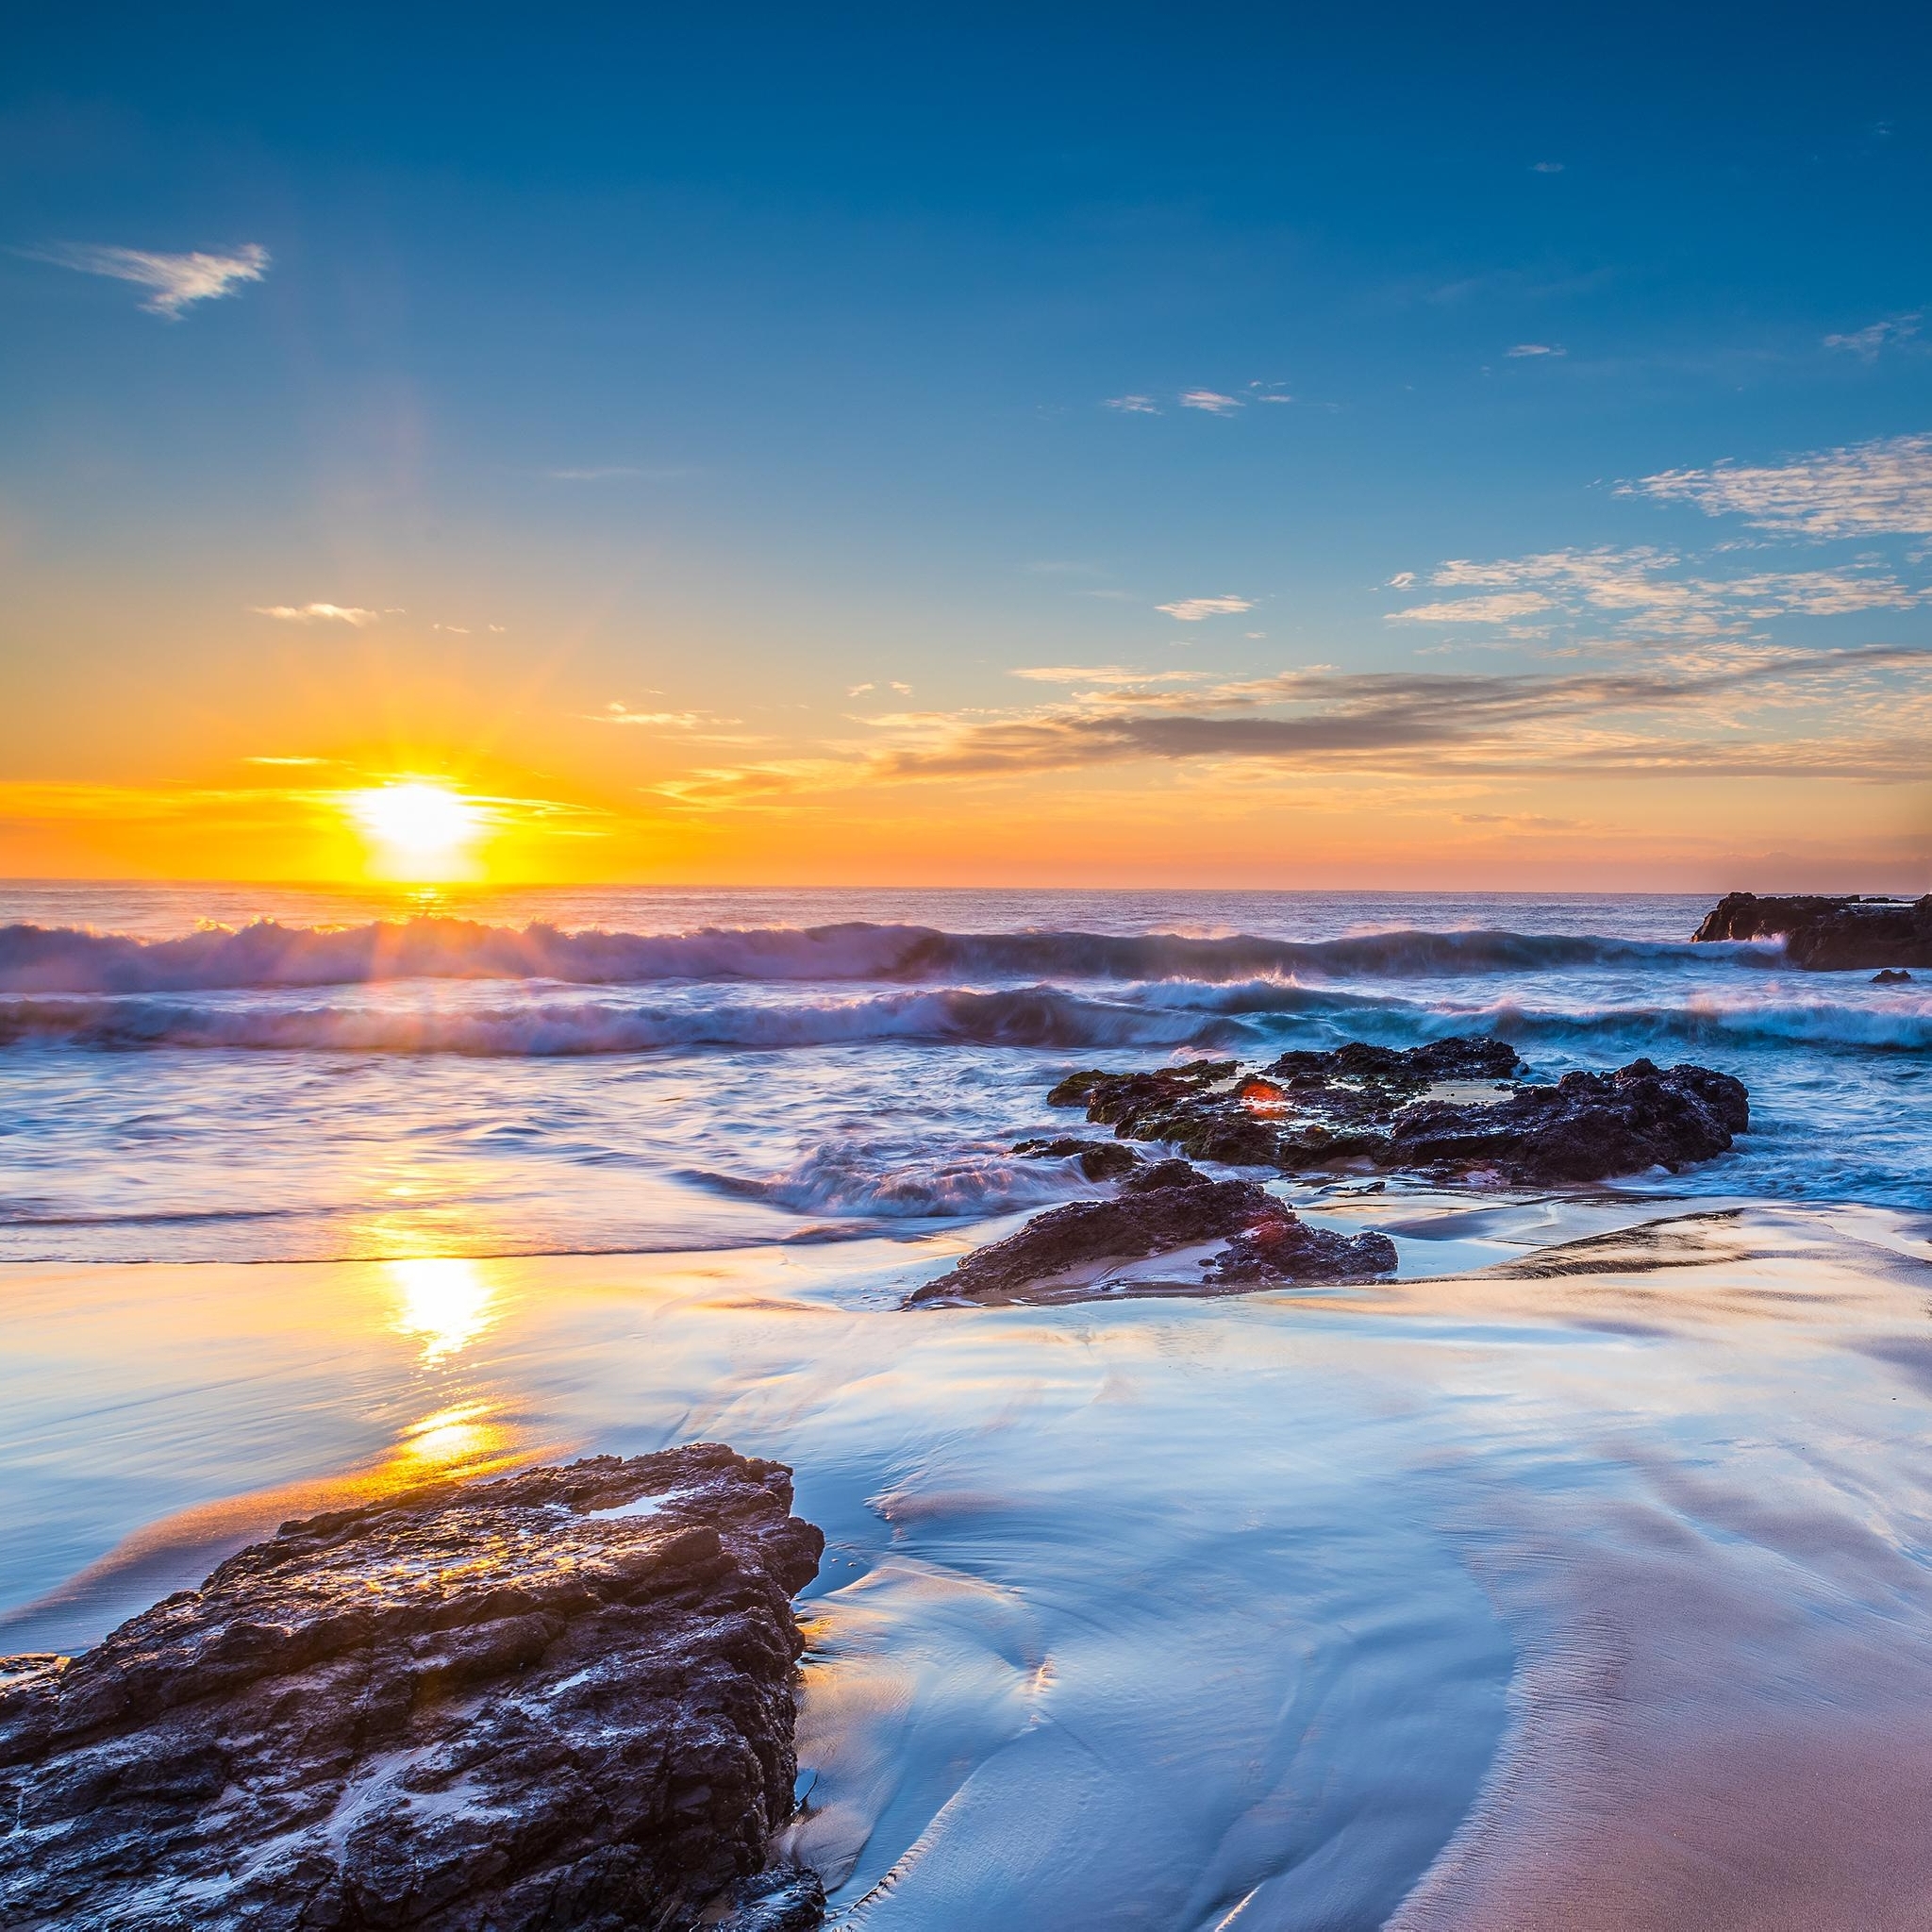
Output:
[346, 781, 485, 880]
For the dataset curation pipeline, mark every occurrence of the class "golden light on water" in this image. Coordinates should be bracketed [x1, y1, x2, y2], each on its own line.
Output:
[387, 1256, 497, 1361]
[346, 781, 485, 881]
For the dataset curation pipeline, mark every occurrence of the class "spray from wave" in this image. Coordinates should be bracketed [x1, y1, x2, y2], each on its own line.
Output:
[0, 987, 1240, 1056]
[0, 916, 1779, 994]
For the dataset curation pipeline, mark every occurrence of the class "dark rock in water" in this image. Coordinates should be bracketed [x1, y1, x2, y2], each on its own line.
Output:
[1385, 1058, 1749, 1185]
[1874, 967, 1914, 985]
[908, 1159, 1396, 1306]
[1692, 891, 1932, 971]
[1011, 1134, 1142, 1180]
[1048, 1035, 1748, 1186]
[0, 1445, 825, 1932]
[715, 1868, 831, 1930]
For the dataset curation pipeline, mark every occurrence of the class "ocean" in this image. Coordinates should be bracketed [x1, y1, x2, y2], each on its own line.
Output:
[1, 885, 1926, 1265]
[4, 884, 1931, 1928]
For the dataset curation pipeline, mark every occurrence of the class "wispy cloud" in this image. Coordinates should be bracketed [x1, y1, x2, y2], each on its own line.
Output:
[852, 645, 1932, 786]
[1158, 594, 1256, 621]
[1391, 545, 1922, 639]
[1531, 160, 1566, 174]
[1178, 390, 1243, 414]
[593, 704, 707, 727]
[1631, 433, 1932, 537]
[26, 242, 269, 317]
[1389, 591, 1554, 623]
[1823, 314, 1921, 360]
[244, 756, 328, 767]
[1505, 342, 1565, 358]
[250, 603, 379, 626]
[623, 641, 1932, 812]
[1103, 394, 1161, 414]
[1009, 665, 1208, 686]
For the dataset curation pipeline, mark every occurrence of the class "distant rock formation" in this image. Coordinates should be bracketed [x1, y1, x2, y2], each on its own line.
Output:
[0, 1445, 825, 1932]
[1693, 892, 1932, 971]
[1043, 1037, 1747, 1187]
[908, 1158, 1397, 1306]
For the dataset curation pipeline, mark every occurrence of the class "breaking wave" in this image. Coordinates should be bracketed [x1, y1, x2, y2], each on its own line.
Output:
[1457, 996, 1932, 1055]
[0, 916, 1778, 994]
[0, 987, 1237, 1057]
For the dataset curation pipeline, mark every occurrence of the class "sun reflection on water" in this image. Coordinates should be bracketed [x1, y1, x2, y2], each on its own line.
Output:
[387, 1256, 497, 1361]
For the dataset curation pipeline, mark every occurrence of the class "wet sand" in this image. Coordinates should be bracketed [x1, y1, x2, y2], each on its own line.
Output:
[4, 1197, 1931, 1928]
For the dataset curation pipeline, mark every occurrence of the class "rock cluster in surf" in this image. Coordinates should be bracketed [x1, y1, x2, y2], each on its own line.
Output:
[1693, 891, 1932, 971]
[908, 1158, 1398, 1307]
[1042, 1035, 1749, 1187]
[0, 1445, 825, 1932]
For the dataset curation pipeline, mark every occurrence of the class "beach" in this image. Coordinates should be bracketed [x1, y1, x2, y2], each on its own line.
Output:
[4, 887, 1931, 1925]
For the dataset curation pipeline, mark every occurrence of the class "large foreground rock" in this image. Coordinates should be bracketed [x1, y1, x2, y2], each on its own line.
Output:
[0, 1445, 825, 1932]
[1047, 1037, 1748, 1186]
[1692, 891, 1932, 970]
[908, 1158, 1397, 1306]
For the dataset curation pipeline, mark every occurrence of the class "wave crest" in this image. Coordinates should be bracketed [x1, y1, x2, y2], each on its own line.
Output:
[0, 916, 1774, 994]
[0, 987, 1233, 1057]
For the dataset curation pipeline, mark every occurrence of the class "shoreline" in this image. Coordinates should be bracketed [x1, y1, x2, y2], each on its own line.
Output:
[7, 1198, 1932, 1925]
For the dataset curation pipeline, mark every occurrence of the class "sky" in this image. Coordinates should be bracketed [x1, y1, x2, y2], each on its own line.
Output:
[4, 2, 1931, 889]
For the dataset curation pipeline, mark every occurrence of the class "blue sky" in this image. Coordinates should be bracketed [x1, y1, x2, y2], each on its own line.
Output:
[4, 4, 1930, 884]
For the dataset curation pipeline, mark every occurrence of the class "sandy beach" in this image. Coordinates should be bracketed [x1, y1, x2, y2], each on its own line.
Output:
[8, 1193, 1931, 1927]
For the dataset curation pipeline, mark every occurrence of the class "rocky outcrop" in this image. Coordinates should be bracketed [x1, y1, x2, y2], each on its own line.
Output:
[0, 1445, 826, 1932]
[908, 1158, 1397, 1306]
[1046, 1037, 1748, 1186]
[1010, 1134, 1142, 1181]
[1692, 891, 1932, 971]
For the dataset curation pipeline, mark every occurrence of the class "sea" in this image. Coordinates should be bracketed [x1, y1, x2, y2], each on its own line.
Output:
[0, 884, 1925, 1265]
[4, 884, 1931, 1928]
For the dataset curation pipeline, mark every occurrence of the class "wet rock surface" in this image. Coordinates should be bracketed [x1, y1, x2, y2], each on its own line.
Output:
[908, 1158, 1397, 1306]
[1010, 1134, 1142, 1181]
[0, 1444, 825, 1932]
[1047, 1036, 1748, 1186]
[1693, 891, 1932, 971]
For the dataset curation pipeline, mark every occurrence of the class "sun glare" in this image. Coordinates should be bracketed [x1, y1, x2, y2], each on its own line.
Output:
[346, 782, 484, 879]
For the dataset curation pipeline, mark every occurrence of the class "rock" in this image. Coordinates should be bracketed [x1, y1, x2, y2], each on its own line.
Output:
[1047, 1037, 1748, 1186]
[1874, 968, 1914, 985]
[1384, 1058, 1749, 1185]
[0, 1445, 826, 1932]
[1010, 1135, 1142, 1180]
[1692, 891, 1932, 971]
[908, 1159, 1396, 1306]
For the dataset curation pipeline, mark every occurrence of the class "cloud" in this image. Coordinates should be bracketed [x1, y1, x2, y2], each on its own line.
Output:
[1505, 342, 1566, 358]
[1178, 390, 1243, 414]
[1399, 545, 1923, 638]
[26, 242, 269, 317]
[1822, 314, 1921, 360]
[625, 641, 1932, 812]
[1388, 572, 1417, 590]
[847, 683, 875, 697]
[250, 604, 379, 626]
[1009, 665, 1207, 686]
[1389, 591, 1555, 623]
[1531, 160, 1566, 174]
[593, 704, 704, 727]
[1630, 433, 1932, 537]
[857, 645, 1932, 786]
[1104, 395, 1160, 414]
[1158, 594, 1256, 621]
[244, 756, 327, 767]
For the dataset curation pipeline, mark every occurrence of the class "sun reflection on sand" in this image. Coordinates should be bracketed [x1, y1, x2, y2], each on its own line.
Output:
[386, 1256, 497, 1361]
[388, 1399, 516, 1483]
